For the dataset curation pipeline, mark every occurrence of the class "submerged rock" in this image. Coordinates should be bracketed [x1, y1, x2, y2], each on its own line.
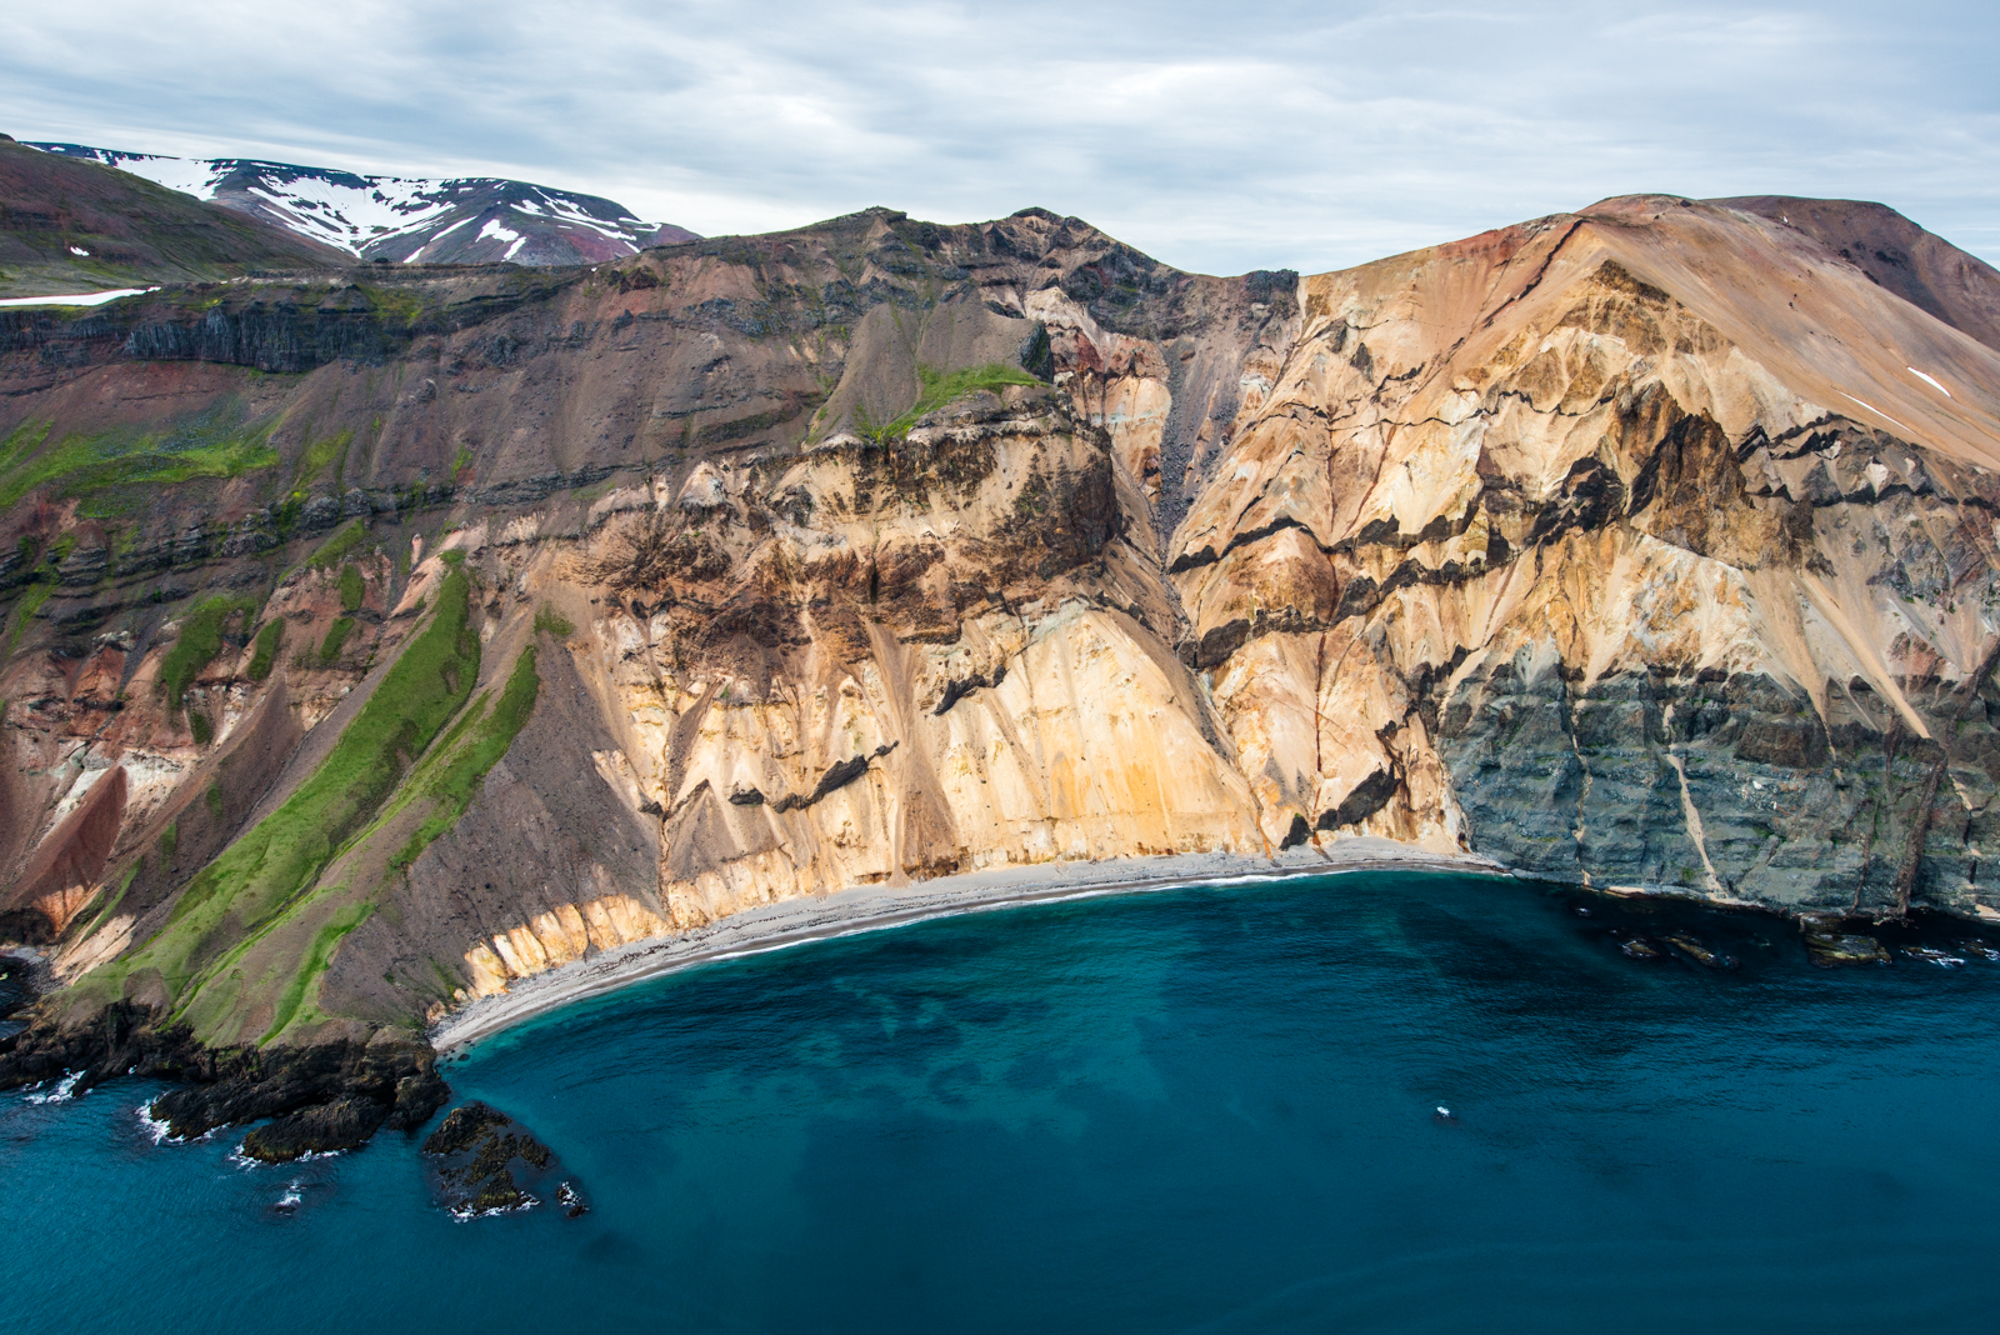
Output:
[1800, 914, 1892, 967]
[1902, 947, 1966, 968]
[557, 1180, 590, 1218]
[1664, 934, 1739, 970]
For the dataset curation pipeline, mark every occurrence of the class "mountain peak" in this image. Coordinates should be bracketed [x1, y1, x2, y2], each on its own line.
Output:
[23, 142, 699, 266]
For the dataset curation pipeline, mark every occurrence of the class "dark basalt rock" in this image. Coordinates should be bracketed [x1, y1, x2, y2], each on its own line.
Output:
[422, 1100, 573, 1218]
[240, 1094, 390, 1162]
[1799, 914, 1891, 967]
[1663, 933, 1739, 970]
[0, 1004, 449, 1150]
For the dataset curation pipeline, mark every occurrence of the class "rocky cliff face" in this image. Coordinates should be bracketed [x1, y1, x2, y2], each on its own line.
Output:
[5, 194, 2000, 1105]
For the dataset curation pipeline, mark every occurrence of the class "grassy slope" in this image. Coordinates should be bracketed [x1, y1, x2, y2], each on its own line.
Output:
[0, 414, 280, 515]
[252, 640, 541, 1041]
[75, 568, 479, 1039]
[860, 362, 1041, 441]
[156, 596, 257, 713]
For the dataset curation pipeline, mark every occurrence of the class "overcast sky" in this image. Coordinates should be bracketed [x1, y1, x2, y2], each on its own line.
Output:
[7, 1, 1998, 275]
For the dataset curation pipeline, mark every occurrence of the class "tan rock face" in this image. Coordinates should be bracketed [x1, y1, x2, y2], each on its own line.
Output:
[8, 195, 2000, 1037]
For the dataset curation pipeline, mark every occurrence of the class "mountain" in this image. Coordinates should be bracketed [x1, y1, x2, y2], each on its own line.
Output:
[5, 190, 2000, 1146]
[0, 135, 344, 297]
[1713, 195, 2000, 352]
[25, 141, 700, 266]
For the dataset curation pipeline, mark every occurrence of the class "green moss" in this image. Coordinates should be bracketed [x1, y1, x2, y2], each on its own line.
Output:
[338, 562, 366, 612]
[157, 596, 257, 711]
[188, 709, 214, 746]
[0, 413, 279, 513]
[533, 604, 575, 638]
[306, 519, 370, 570]
[87, 569, 478, 1032]
[77, 857, 142, 942]
[317, 616, 356, 666]
[861, 362, 1040, 443]
[246, 618, 284, 681]
[386, 646, 540, 872]
[293, 431, 351, 491]
[205, 781, 225, 822]
[159, 821, 179, 862]
[4, 582, 54, 659]
[259, 900, 372, 1045]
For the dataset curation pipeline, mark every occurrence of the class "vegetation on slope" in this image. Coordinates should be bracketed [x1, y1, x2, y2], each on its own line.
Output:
[387, 645, 540, 872]
[305, 518, 370, 570]
[156, 596, 257, 714]
[254, 641, 541, 1041]
[0, 411, 278, 514]
[245, 617, 284, 681]
[859, 362, 1040, 442]
[338, 563, 365, 612]
[79, 568, 479, 1037]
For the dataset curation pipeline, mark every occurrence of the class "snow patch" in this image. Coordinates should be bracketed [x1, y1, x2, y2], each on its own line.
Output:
[0, 287, 157, 308]
[68, 245, 89, 256]
[478, 218, 523, 245]
[1907, 367, 1954, 399]
[1842, 393, 1909, 433]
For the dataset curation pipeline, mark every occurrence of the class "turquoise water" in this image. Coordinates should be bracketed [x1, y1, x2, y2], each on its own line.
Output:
[6, 870, 2000, 1333]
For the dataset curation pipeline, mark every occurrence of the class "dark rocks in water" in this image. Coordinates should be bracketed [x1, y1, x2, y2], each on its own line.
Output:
[423, 1100, 569, 1218]
[1619, 935, 1665, 960]
[1957, 940, 2000, 961]
[240, 1095, 389, 1162]
[0, 1004, 449, 1151]
[422, 1100, 511, 1156]
[1663, 933, 1739, 970]
[1799, 914, 1892, 967]
[1902, 946, 1966, 967]
[557, 1180, 590, 1218]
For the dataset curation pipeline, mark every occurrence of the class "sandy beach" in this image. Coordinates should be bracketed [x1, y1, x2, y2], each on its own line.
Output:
[431, 838, 1509, 1051]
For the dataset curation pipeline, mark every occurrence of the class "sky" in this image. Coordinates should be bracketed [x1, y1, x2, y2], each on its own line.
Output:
[6, 0, 1999, 276]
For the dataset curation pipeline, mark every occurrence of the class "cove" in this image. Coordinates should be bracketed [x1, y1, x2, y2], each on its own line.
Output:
[6, 868, 2000, 1333]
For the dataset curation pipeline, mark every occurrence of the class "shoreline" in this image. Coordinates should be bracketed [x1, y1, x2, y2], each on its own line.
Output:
[431, 840, 1508, 1051]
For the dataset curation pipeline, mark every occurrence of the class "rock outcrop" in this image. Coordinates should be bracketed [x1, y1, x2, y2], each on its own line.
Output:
[5, 193, 2000, 1146]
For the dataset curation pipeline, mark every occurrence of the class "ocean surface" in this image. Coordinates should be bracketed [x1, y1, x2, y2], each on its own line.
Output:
[6, 869, 2000, 1333]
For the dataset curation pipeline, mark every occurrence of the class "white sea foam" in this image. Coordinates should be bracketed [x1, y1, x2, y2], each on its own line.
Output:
[450, 1193, 540, 1222]
[136, 1100, 176, 1145]
[25, 1071, 82, 1104]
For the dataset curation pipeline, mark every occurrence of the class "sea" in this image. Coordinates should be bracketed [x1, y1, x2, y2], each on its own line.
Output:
[5, 869, 1999, 1333]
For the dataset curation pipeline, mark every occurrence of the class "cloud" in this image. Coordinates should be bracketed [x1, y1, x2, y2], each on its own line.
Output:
[6, 0, 1998, 274]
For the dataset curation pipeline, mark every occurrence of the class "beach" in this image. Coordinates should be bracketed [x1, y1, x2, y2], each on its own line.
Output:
[430, 839, 1508, 1050]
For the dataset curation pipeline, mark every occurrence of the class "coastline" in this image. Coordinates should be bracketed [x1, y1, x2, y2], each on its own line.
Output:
[431, 839, 1509, 1051]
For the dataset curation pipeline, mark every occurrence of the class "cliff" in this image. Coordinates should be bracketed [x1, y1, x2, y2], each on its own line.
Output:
[5, 193, 2000, 1138]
